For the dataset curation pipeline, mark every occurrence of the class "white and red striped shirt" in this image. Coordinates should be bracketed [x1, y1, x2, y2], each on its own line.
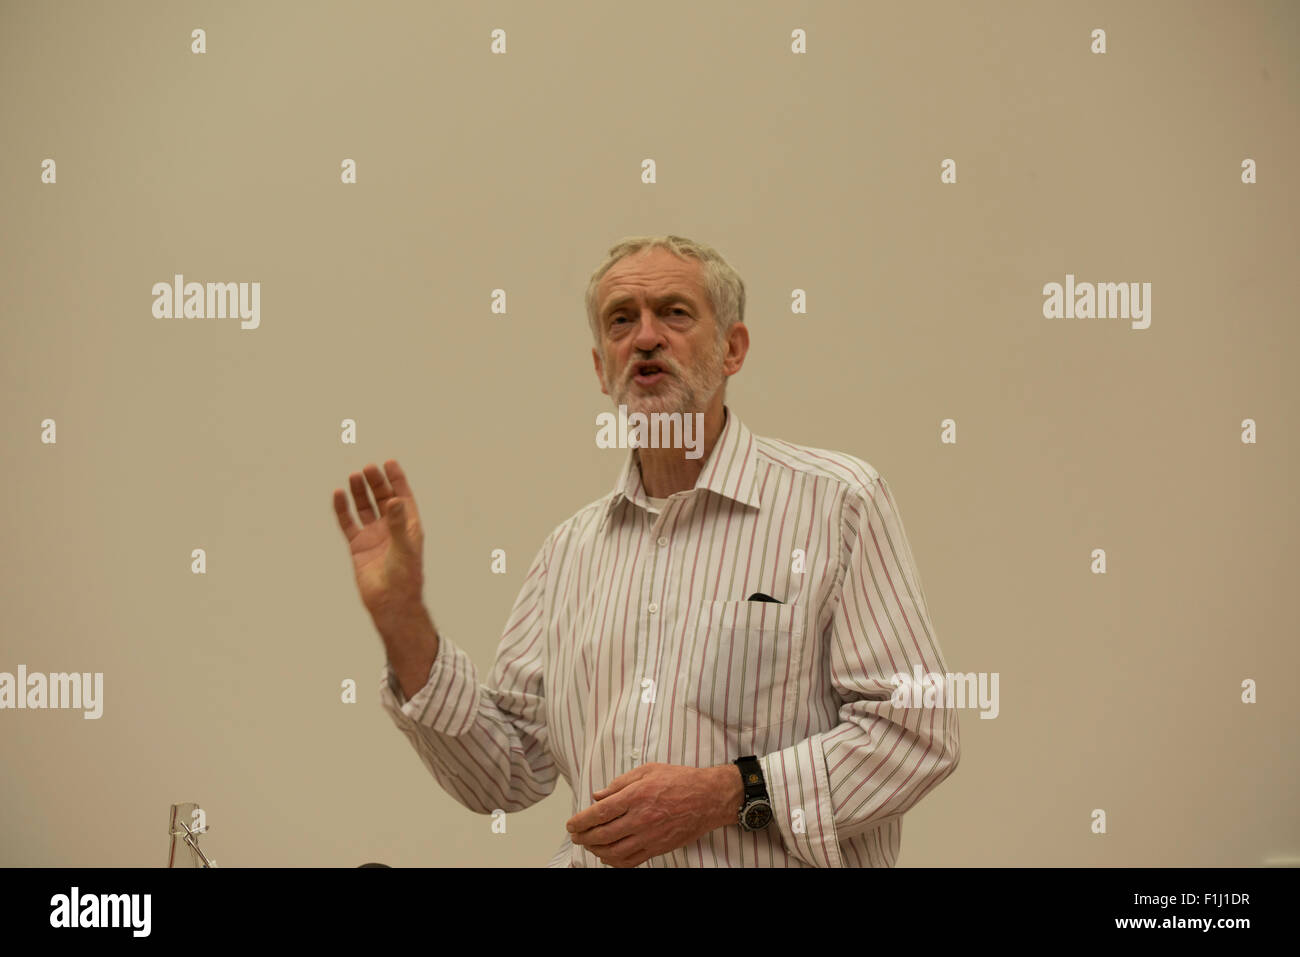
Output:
[379, 405, 960, 866]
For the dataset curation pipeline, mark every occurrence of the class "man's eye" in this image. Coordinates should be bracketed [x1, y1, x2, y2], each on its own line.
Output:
[610, 309, 685, 323]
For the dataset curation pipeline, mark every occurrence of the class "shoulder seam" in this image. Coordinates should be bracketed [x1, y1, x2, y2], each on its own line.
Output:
[753, 436, 880, 494]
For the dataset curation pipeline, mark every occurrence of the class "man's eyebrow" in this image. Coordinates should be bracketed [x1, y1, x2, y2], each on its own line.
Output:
[601, 291, 700, 316]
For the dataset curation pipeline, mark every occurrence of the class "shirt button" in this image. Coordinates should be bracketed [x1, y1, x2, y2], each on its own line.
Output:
[629, 748, 641, 760]
[657, 536, 668, 547]
[647, 602, 658, 614]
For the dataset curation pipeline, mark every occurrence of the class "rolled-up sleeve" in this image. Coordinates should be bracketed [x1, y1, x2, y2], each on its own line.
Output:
[378, 536, 559, 815]
[760, 473, 961, 867]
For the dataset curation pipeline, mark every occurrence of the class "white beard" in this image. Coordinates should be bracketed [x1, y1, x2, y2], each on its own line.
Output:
[605, 337, 726, 417]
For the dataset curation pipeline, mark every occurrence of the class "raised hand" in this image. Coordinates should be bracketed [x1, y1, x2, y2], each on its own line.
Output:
[332, 459, 427, 622]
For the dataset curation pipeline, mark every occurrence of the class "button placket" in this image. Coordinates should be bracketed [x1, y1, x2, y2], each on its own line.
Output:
[633, 514, 670, 773]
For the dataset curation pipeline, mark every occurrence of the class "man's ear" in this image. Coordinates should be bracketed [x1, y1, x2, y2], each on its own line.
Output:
[592, 347, 609, 396]
[722, 322, 750, 377]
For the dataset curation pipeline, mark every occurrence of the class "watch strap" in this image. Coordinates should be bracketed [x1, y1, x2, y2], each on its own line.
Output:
[734, 754, 767, 802]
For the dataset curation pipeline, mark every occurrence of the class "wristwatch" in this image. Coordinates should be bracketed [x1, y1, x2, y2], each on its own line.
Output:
[733, 755, 773, 831]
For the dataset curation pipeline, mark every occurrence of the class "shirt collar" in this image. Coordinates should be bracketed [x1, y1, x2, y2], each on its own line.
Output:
[600, 404, 761, 526]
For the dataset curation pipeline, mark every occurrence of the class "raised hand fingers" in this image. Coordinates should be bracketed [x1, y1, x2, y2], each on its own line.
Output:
[382, 460, 416, 503]
[348, 471, 378, 524]
[363, 463, 395, 515]
[332, 488, 361, 541]
[336, 462, 410, 534]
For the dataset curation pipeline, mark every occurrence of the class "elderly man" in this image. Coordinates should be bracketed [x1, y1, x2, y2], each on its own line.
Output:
[332, 235, 960, 867]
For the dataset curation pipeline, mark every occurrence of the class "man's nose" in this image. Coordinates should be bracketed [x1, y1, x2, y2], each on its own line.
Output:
[630, 312, 666, 351]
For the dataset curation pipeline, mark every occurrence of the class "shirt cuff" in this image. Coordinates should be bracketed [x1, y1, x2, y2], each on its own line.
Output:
[760, 735, 845, 868]
[376, 634, 481, 736]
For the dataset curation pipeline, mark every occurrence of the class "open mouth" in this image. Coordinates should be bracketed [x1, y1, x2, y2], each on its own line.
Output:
[632, 362, 668, 386]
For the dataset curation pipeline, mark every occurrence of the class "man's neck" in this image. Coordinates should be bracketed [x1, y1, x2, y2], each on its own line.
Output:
[635, 402, 727, 499]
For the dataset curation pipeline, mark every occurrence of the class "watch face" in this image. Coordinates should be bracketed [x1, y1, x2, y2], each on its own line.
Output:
[743, 802, 773, 830]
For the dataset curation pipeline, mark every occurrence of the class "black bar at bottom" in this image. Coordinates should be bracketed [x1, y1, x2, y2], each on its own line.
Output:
[0, 866, 1291, 943]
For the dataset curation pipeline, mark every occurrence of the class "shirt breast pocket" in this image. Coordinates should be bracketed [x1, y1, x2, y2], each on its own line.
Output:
[682, 599, 804, 733]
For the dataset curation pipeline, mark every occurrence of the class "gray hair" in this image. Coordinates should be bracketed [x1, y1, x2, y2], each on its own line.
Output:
[584, 235, 746, 346]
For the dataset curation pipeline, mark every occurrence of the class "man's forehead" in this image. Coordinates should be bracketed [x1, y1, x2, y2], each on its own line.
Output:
[599, 255, 706, 310]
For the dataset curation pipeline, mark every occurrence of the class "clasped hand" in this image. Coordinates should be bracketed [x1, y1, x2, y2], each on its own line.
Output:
[565, 762, 736, 868]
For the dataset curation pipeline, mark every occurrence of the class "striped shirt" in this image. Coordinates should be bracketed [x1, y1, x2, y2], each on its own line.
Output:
[379, 405, 960, 866]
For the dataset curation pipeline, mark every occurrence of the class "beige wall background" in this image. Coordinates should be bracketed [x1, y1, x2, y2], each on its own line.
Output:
[1, 0, 1296, 867]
